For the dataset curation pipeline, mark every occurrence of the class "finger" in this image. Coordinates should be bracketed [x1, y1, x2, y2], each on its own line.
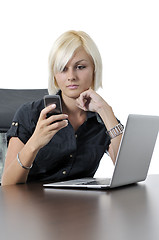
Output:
[40, 104, 56, 120]
[46, 114, 68, 125]
[78, 89, 92, 105]
[76, 95, 86, 108]
[76, 99, 87, 111]
[48, 119, 68, 131]
[79, 89, 92, 99]
[76, 93, 90, 111]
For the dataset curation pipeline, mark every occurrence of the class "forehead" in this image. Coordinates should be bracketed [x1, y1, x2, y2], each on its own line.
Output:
[67, 47, 93, 65]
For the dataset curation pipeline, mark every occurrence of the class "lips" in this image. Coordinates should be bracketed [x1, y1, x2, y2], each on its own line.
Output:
[67, 85, 79, 89]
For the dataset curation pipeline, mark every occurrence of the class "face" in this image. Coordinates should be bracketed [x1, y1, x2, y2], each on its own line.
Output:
[54, 47, 94, 99]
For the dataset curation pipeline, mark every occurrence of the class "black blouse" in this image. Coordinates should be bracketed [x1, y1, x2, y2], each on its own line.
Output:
[7, 92, 112, 183]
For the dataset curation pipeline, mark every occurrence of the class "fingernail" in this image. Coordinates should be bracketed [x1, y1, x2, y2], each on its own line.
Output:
[52, 104, 56, 108]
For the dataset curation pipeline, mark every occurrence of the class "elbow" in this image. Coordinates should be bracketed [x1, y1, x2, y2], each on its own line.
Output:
[1, 174, 26, 186]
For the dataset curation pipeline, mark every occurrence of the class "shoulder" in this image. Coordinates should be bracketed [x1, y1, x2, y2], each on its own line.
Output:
[7, 99, 44, 144]
[14, 98, 44, 123]
[12, 98, 44, 134]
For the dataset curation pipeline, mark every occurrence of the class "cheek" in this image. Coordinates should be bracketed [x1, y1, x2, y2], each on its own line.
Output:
[84, 71, 94, 86]
[86, 72, 94, 89]
[54, 75, 64, 88]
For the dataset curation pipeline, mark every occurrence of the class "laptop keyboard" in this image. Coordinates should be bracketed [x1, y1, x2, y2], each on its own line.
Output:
[77, 178, 111, 186]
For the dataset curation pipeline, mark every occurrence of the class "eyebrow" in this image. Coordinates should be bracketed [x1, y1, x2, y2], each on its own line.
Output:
[75, 59, 88, 64]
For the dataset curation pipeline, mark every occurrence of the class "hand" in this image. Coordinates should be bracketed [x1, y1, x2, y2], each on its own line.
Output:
[76, 89, 109, 113]
[30, 104, 68, 150]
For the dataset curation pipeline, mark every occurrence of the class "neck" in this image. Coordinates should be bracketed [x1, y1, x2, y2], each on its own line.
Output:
[61, 92, 87, 131]
[61, 92, 85, 116]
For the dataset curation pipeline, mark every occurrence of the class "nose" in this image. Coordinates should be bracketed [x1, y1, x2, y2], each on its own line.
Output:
[67, 68, 76, 81]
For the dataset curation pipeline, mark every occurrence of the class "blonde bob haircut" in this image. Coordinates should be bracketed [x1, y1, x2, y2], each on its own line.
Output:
[48, 30, 102, 95]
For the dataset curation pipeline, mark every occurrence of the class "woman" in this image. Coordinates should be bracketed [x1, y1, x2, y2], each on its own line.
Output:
[2, 30, 123, 185]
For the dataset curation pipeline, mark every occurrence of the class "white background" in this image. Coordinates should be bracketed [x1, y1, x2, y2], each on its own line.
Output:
[0, 0, 159, 176]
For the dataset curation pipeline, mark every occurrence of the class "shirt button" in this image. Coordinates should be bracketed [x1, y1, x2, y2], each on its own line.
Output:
[75, 134, 78, 138]
[62, 170, 67, 175]
[70, 154, 73, 158]
[12, 122, 15, 126]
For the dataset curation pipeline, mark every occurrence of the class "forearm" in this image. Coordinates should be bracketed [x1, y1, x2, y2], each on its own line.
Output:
[76, 89, 123, 163]
[107, 134, 122, 164]
[1, 139, 39, 186]
[97, 105, 122, 164]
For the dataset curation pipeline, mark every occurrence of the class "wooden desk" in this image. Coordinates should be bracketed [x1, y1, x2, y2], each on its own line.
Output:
[0, 175, 159, 240]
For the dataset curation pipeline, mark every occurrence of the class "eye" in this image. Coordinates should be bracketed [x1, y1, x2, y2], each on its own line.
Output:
[62, 66, 67, 72]
[76, 65, 86, 70]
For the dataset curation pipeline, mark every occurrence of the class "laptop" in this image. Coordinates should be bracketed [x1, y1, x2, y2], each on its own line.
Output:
[43, 114, 159, 189]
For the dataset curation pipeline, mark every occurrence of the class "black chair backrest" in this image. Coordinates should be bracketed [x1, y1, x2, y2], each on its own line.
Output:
[0, 88, 48, 133]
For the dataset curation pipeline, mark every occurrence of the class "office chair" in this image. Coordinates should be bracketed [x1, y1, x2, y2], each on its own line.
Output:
[0, 88, 48, 178]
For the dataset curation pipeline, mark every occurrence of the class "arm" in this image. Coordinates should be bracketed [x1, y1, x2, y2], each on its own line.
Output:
[97, 105, 122, 164]
[76, 89, 122, 164]
[1, 104, 68, 186]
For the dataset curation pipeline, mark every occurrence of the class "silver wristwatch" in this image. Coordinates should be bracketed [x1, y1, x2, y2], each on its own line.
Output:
[107, 123, 124, 139]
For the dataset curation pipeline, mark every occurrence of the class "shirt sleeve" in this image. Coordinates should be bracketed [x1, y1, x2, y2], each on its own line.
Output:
[7, 103, 33, 145]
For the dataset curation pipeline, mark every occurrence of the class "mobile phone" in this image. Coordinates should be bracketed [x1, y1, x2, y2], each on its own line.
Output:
[44, 95, 62, 117]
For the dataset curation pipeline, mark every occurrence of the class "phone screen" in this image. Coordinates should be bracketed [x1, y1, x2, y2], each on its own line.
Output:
[44, 95, 62, 116]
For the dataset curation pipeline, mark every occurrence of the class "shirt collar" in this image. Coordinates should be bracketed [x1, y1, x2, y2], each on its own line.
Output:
[86, 111, 104, 124]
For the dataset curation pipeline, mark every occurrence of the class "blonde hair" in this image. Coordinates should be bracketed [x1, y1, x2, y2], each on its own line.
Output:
[48, 30, 102, 94]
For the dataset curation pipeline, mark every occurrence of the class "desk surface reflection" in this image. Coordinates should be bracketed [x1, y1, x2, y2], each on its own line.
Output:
[0, 175, 159, 240]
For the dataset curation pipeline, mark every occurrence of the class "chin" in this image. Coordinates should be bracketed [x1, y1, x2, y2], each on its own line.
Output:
[67, 91, 81, 99]
[62, 87, 90, 99]
[62, 88, 81, 99]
